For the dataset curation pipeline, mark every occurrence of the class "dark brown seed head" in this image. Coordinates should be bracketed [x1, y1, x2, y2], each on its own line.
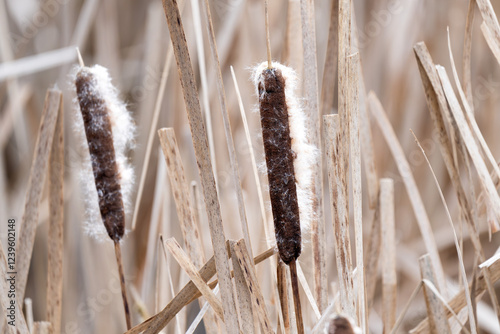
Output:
[258, 67, 301, 264]
[75, 67, 125, 242]
[328, 315, 356, 334]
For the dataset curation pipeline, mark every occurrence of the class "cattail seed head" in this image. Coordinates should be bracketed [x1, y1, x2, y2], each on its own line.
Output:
[73, 64, 135, 242]
[253, 61, 317, 264]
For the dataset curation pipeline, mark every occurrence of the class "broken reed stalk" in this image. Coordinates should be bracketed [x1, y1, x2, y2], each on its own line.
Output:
[160, 0, 240, 331]
[17, 89, 61, 305]
[75, 62, 132, 330]
[126, 246, 277, 334]
[419, 254, 451, 333]
[380, 178, 396, 333]
[46, 93, 64, 334]
[199, 0, 253, 258]
[324, 114, 355, 319]
[368, 91, 448, 297]
[299, 0, 327, 313]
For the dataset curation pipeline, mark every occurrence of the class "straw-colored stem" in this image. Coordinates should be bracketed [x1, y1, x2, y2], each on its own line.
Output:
[289, 260, 304, 334]
[17, 89, 61, 304]
[265, 0, 272, 68]
[161, 0, 239, 331]
[115, 241, 132, 330]
[46, 94, 64, 334]
[277, 261, 290, 334]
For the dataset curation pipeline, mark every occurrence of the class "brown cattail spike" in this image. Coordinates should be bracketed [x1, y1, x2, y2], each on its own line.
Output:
[258, 67, 301, 264]
[75, 67, 125, 242]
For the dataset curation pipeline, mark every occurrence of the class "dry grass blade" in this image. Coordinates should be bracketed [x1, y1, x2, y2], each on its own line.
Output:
[380, 178, 396, 334]
[368, 91, 447, 297]
[46, 93, 64, 334]
[411, 130, 477, 332]
[129, 246, 277, 334]
[437, 65, 500, 232]
[161, 0, 239, 331]
[158, 128, 205, 267]
[0, 47, 76, 81]
[414, 41, 500, 317]
[296, 261, 321, 320]
[419, 254, 451, 334]
[463, 0, 475, 107]
[17, 89, 61, 304]
[476, 0, 500, 65]
[323, 114, 355, 319]
[164, 238, 225, 321]
[412, 254, 500, 332]
[200, 0, 253, 258]
[300, 0, 326, 313]
[390, 282, 422, 334]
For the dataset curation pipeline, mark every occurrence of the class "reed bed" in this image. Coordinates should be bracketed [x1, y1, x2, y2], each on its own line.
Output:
[2, 0, 500, 333]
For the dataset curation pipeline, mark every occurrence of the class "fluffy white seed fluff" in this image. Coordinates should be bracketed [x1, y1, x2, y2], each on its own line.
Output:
[253, 61, 318, 233]
[72, 64, 135, 241]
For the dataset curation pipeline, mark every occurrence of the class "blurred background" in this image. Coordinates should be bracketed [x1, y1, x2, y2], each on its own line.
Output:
[1, 0, 500, 333]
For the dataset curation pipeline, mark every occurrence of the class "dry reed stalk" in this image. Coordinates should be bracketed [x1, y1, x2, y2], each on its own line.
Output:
[296, 261, 321, 320]
[17, 89, 61, 304]
[347, 52, 366, 331]
[437, 66, 500, 231]
[463, 0, 475, 107]
[480, 22, 500, 66]
[412, 254, 500, 333]
[448, 30, 500, 197]
[300, 0, 327, 313]
[277, 261, 291, 334]
[320, 0, 339, 117]
[368, 91, 447, 297]
[476, 0, 500, 64]
[0, 47, 77, 81]
[323, 114, 355, 319]
[200, 0, 253, 258]
[413, 42, 500, 316]
[189, 0, 217, 190]
[32, 321, 52, 334]
[411, 130, 477, 332]
[231, 239, 275, 334]
[131, 39, 175, 231]
[46, 92, 64, 334]
[161, 0, 239, 331]
[229, 240, 256, 334]
[419, 254, 451, 333]
[134, 246, 276, 334]
[164, 238, 225, 321]
[158, 128, 205, 267]
[364, 199, 381, 313]
[380, 178, 396, 334]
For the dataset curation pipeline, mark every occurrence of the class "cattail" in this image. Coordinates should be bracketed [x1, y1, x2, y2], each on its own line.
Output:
[326, 315, 360, 334]
[253, 61, 316, 264]
[254, 60, 316, 334]
[73, 54, 134, 330]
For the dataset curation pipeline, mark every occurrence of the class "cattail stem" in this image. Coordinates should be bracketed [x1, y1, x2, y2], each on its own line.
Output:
[265, 0, 272, 68]
[289, 260, 304, 334]
[114, 240, 132, 330]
